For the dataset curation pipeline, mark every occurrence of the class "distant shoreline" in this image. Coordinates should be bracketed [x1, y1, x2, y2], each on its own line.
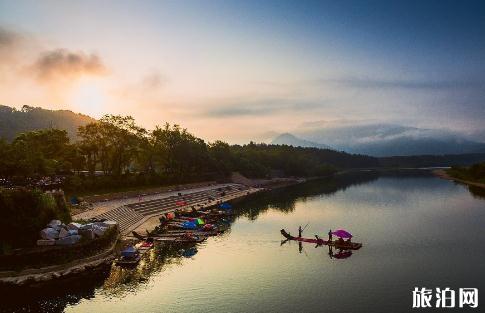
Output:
[433, 169, 485, 190]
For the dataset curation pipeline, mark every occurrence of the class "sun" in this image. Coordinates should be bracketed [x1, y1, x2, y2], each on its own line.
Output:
[70, 77, 107, 118]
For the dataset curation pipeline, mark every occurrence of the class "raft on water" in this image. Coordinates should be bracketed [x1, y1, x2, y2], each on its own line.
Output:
[280, 229, 362, 250]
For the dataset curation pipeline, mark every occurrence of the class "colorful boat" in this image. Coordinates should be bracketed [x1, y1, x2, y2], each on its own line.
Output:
[280, 229, 362, 250]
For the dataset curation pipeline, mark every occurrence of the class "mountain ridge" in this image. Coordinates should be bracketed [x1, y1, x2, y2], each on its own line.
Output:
[272, 124, 485, 157]
[0, 105, 96, 141]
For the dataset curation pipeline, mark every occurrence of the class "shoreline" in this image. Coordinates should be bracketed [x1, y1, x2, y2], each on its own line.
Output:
[0, 235, 118, 285]
[433, 169, 485, 190]
[0, 175, 318, 285]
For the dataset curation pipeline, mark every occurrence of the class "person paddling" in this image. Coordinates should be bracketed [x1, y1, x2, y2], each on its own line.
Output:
[298, 225, 303, 237]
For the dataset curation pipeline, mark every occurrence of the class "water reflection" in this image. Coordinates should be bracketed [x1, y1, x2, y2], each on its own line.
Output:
[467, 185, 485, 200]
[280, 236, 354, 260]
[2, 169, 483, 313]
[234, 171, 380, 220]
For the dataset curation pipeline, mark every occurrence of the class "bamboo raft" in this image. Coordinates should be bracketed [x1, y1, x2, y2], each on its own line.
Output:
[280, 229, 362, 250]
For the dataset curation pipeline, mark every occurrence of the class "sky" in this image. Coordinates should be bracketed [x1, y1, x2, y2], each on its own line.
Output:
[0, 0, 484, 143]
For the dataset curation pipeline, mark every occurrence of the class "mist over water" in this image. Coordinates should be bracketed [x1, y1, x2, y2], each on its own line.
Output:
[2, 171, 484, 313]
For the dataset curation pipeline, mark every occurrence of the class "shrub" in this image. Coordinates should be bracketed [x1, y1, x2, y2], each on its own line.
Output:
[0, 188, 71, 252]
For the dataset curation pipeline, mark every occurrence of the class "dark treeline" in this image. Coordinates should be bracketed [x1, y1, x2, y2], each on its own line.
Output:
[0, 115, 378, 192]
[447, 162, 485, 184]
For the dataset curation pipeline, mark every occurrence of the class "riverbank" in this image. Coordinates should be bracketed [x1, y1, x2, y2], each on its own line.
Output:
[433, 169, 485, 189]
[0, 175, 309, 285]
[0, 233, 118, 286]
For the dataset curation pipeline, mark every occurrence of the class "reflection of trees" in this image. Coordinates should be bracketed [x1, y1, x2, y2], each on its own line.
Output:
[0, 171, 380, 312]
[0, 244, 195, 313]
[235, 171, 379, 220]
[101, 244, 187, 295]
[467, 185, 485, 200]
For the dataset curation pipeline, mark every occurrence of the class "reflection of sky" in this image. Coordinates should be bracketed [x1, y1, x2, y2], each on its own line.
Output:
[1, 1, 484, 142]
[65, 175, 485, 313]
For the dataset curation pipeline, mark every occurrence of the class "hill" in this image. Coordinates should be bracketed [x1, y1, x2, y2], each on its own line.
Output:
[279, 123, 485, 157]
[0, 105, 96, 141]
[271, 133, 333, 150]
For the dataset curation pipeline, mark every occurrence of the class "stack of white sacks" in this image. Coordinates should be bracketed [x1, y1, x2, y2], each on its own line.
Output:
[37, 219, 117, 246]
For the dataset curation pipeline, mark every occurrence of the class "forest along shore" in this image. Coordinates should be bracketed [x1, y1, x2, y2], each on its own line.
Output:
[433, 169, 485, 190]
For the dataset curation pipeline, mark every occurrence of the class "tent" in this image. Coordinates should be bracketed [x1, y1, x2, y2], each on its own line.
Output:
[219, 203, 232, 210]
[182, 221, 197, 230]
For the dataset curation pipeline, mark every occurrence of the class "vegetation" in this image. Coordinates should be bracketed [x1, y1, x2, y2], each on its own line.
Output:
[447, 162, 485, 184]
[379, 154, 485, 168]
[0, 188, 71, 251]
[0, 105, 95, 141]
[0, 114, 380, 194]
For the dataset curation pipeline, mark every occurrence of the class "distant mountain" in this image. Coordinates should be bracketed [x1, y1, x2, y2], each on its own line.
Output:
[271, 133, 333, 150]
[0, 105, 96, 141]
[276, 123, 485, 157]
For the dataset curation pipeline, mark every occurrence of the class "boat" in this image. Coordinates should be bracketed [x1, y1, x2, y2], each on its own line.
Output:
[115, 246, 141, 266]
[280, 229, 362, 250]
[280, 229, 326, 245]
[330, 240, 362, 250]
[135, 239, 154, 252]
[154, 235, 206, 243]
[135, 230, 206, 243]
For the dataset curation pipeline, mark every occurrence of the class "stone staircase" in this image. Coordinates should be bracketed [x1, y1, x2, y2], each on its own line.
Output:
[95, 206, 144, 234]
[92, 184, 248, 234]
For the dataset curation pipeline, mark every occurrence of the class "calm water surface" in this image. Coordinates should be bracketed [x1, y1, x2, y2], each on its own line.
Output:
[2, 171, 485, 312]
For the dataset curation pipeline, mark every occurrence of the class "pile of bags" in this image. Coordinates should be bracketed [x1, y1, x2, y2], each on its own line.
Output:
[37, 219, 117, 246]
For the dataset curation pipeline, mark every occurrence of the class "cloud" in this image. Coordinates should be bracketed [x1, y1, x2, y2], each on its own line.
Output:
[0, 27, 20, 48]
[318, 76, 485, 91]
[29, 49, 107, 82]
[203, 98, 326, 117]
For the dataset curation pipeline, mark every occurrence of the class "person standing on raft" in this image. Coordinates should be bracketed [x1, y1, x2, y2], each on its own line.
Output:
[298, 226, 303, 237]
[328, 229, 333, 242]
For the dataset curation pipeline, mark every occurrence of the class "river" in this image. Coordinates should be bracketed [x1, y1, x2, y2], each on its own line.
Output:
[2, 170, 484, 312]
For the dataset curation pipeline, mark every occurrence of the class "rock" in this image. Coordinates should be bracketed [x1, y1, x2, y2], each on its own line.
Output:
[55, 235, 81, 245]
[48, 220, 62, 228]
[100, 220, 117, 229]
[93, 225, 108, 237]
[68, 229, 78, 236]
[79, 228, 95, 240]
[67, 222, 82, 230]
[79, 223, 93, 230]
[37, 239, 55, 246]
[58, 228, 69, 238]
[40, 228, 59, 240]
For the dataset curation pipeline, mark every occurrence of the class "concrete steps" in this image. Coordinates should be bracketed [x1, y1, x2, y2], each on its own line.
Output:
[96, 206, 144, 233]
[92, 184, 247, 234]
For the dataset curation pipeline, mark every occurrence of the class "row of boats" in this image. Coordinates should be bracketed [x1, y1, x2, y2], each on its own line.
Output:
[115, 203, 234, 266]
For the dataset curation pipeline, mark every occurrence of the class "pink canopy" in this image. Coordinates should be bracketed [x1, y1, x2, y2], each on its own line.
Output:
[332, 229, 352, 238]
